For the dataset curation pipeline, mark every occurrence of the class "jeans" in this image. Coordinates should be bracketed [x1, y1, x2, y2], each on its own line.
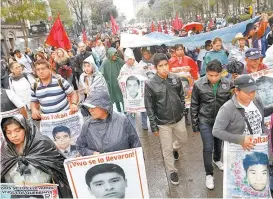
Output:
[199, 123, 222, 176]
[127, 112, 148, 129]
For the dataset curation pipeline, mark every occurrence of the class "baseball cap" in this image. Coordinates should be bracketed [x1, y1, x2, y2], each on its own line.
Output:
[234, 74, 257, 93]
[245, 48, 263, 59]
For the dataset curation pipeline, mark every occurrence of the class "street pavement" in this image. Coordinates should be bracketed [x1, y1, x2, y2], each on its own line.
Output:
[135, 114, 223, 198]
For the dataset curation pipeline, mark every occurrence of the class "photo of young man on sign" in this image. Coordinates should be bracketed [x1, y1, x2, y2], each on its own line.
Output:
[64, 148, 149, 199]
[85, 163, 128, 198]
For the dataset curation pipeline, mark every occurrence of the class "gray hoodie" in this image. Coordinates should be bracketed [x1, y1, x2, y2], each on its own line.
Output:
[79, 56, 108, 101]
[76, 88, 141, 156]
[212, 95, 273, 144]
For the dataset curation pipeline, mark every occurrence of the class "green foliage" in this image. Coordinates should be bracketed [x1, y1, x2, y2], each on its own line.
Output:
[49, 0, 73, 27]
[1, 0, 48, 23]
[227, 14, 251, 23]
[136, 5, 153, 21]
[90, 0, 118, 25]
[148, 0, 155, 8]
[151, 0, 173, 19]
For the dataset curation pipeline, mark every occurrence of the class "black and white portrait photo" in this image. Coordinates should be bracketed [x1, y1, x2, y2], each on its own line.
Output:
[126, 76, 140, 100]
[256, 76, 273, 106]
[85, 163, 128, 198]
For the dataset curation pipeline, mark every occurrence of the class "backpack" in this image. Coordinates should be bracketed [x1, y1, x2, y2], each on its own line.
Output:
[33, 75, 65, 95]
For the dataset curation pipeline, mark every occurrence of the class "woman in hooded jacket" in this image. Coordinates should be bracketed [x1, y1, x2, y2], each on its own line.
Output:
[78, 56, 108, 102]
[1, 114, 73, 198]
[54, 48, 73, 86]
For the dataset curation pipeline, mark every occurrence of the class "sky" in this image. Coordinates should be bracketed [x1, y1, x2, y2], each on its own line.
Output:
[113, 0, 135, 21]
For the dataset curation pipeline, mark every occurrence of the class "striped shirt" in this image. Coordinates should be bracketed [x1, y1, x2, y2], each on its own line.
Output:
[31, 76, 74, 114]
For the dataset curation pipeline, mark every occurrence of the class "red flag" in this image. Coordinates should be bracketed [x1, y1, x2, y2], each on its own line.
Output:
[158, 21, 162, 32]
[178, 18, 183, 30]
[82, 29, 87, 42]
[163, 21, 168, 34]
[208, 18, 214, 28]
[110, 15, 117, 35]
[151, 21, 155, 32]
[45, 14, 71, 50]
[173, 13, 179, 30]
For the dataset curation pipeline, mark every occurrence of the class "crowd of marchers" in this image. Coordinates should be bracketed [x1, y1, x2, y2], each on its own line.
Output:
[1, 13, 273, 198]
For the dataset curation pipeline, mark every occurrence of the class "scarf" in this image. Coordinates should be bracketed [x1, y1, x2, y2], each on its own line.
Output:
[9, 73, 24, 81]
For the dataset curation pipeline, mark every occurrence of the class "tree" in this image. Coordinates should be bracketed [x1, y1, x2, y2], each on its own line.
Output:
[1, 0, 48, 47]
[148, 0, 155, 8]
[66, 0, 88, 29]
[89, 0, 118, 26]
[151, 0, 174, 19]
[136, 5, 154, 23]
[49, 0, 73, 27]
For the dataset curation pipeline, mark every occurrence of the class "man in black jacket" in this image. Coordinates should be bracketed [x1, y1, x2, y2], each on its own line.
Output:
[191, 59, 232, 190]
[74, 42, 93, 87]
[144, 53, 187, 185]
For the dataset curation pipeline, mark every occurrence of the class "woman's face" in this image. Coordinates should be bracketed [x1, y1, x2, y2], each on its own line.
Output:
[212, 41, 222, 51]
[11, 62, 23, 76]
[175, 47, 184, 57]
[57, 50, 64, 57]
[84, 63, 93, 74]
[68, 51, 73, 57]
[126, 58, 135, 66]
[238, 39, 246, 47]
[142, 51, 151, 60]
[5, 123, 25, 146]
[36, 55, 42, 60]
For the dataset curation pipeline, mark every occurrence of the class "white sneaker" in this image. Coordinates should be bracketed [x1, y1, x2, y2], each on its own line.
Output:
[213, 160, 224, 171]
[206, 175, 214, 190]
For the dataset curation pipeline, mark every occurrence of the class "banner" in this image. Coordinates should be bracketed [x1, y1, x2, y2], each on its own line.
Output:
[118, 72, 148, 113]
[40, 110, 83, 158]
[223, 135, 270, 198]
[121, 17, 259, 48]
[249, 68, 273, 130]
[64, 147, 150, 199]
[0, 183, 58, 199]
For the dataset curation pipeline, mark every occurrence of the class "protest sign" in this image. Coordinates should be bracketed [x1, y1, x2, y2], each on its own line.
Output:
[40, 110, 83, 158]
[64, 147, 150, 199]
[118, 72, 148, 113]
[174, 70, 194, 108]
[223, 135, 270, 198]
[0, 109, 20, 119]
[249, 69, 273, 107]
[0, 183, 58, 199]
[249, 68, 273, 131]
